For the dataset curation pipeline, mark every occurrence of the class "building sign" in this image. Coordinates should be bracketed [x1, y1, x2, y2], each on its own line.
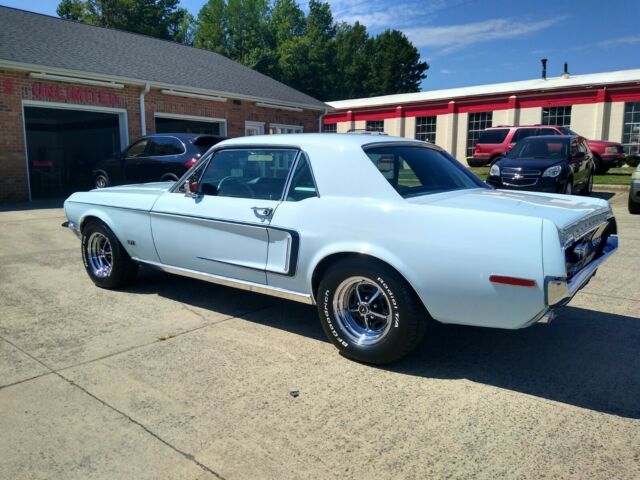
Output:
[31, 82, 119, 106]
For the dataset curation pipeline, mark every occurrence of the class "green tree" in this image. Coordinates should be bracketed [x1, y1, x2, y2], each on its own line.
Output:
[333, 21, 371, 100]
[276, 0, 335, 99]
[194, 0, 227, 54]
[56, 0, 192, 43]
[366, 29, 428, 96]
[270, 0, 304, 44]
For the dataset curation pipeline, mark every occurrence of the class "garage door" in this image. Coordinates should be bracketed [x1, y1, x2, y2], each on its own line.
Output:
[24, 106, 121, 200]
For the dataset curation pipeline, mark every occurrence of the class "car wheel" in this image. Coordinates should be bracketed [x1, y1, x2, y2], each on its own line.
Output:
[317, 257, 428, 364]
[94, 171, 110, 189]
[629, 192, 640, 214]
[160, 173, 179, 183]
[593, 155, 608, 174]
[81, 220, 138, 289]
[467, 159, 486, 167]
[580, 171, 593, 195]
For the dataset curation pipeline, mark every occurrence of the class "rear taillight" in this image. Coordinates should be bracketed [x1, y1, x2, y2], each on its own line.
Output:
[184, 157, 197, 168]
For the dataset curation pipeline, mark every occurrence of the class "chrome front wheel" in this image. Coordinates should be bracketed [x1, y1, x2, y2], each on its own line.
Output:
[86, 232, 113, 278]
[81, 221, 138, 289]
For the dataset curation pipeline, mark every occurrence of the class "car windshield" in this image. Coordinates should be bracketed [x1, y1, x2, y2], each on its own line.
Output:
[558, 127, 579, 136]
[508, 139, 569, 159]
[364, 144, 487, 198]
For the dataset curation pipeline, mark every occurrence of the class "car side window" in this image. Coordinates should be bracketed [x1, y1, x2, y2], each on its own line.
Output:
[125, 139, 148, 158]
[512, 128, 538, 142]
[539, 128, 559, 136]
[148, 137, 185, 156]
[198, 148, 298, 200]
[286, 155, 318, 201]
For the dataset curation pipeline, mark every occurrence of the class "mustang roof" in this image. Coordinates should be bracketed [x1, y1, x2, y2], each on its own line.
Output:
[219, 133, 426, 149]
[0, 6, 328, 110]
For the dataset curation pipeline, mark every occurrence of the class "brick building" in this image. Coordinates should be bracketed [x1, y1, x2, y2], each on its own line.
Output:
[324, 68, 640, 164]
[0, 7, 329, 202]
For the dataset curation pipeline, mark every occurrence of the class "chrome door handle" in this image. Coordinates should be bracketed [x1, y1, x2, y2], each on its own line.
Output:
[252, 206, 273, 216]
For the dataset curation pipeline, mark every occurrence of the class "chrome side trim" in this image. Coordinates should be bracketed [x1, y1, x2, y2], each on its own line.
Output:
[62, 220, 81, 239]
[132, 257, 314, 305]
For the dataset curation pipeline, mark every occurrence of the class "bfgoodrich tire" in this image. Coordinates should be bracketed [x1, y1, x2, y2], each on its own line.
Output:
[81, 220, 138, 289]
[317, 257, 428, 364]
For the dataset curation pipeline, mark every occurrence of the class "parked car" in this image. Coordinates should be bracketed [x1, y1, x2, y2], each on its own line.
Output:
[63, 134, 618, 364]
[486, 135, 594, 195]
[93, 133, 227, 188]
[629, 163, 640, 214]
[470, 125, 625, 173]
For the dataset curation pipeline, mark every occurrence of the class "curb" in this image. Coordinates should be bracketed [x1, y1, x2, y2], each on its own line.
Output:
[593, 184, 630, 192]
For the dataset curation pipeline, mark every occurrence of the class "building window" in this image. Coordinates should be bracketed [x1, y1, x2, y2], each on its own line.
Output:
[323, 123, 337, 133]
[542, 106, 572, 127]
[415, 116, 436, 143]
[245, 121, 265, 136]
[623, 102, 640, 156]
[366, 120, 384, 132]
[269, 124, 303, 134]
[466, 112, 493, 157]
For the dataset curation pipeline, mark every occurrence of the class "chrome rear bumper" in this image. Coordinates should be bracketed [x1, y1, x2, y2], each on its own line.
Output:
[546, 235, 618, 307]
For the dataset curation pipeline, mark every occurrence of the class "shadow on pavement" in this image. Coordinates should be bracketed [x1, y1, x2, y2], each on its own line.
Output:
[590, 191, 616, 201]
[125, 268, 640, 419]
[0, 199, 64, 212]
[393, 306, 640, 419]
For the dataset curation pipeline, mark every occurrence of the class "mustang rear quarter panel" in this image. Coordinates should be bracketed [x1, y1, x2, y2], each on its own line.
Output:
[268, 195, 547, 329]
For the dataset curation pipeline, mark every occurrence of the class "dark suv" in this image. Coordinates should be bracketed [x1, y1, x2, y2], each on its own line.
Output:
[486, 135, 594, 195]
[470, 125, 625, 173]
[93, 133, 227, 188]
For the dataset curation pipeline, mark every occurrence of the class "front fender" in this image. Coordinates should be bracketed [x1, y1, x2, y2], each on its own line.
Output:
[64, 200, 160, 263]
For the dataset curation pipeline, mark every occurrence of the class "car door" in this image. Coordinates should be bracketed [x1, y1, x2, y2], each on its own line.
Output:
[150, 147, 299, 284]
[576, 138, 590, 185]
[122, 138, 151, 183]
[568, 139, 584, 186]
[145, 136, 187, 182]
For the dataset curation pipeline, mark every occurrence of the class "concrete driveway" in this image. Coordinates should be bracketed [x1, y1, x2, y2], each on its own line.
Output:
[1, 191, 639, 479]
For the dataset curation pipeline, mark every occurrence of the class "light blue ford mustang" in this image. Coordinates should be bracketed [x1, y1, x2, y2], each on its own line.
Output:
[63, 134, 618, 364]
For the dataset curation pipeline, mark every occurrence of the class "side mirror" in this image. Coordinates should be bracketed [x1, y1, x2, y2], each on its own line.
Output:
[571, 151, 586, 162]
[184, 180, 200, 197]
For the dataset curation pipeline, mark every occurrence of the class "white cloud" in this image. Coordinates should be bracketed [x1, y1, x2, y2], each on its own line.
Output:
[327, 0, 468, 30]
[595, 35, 640, 48]
[404, 16, 565, 53]
[439, 68, 453, 74]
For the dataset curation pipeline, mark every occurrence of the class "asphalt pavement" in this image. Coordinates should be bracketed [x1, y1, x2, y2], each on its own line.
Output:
[0, 190, 638, 479]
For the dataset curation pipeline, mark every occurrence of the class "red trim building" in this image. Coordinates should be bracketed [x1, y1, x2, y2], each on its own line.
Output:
[324, 69, 640, 164]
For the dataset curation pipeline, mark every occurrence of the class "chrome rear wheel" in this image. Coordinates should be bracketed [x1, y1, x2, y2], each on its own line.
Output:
[333, 276, 393, 346]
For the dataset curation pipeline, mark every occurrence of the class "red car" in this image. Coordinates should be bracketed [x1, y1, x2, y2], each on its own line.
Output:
[470, 125, 625, 173]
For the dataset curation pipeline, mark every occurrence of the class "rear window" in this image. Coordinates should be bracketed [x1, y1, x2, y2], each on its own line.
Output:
[194, 136, 225, 153]
[478, 129, 509, 144]
[364, 144, 487, 198]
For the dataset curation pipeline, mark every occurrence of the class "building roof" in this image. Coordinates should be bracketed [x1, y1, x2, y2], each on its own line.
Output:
[0, 6, 328, 111]
[327, 69, 640, 110]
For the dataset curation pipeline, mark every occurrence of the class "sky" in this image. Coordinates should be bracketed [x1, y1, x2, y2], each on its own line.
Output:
[2, 0, 639, 91]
